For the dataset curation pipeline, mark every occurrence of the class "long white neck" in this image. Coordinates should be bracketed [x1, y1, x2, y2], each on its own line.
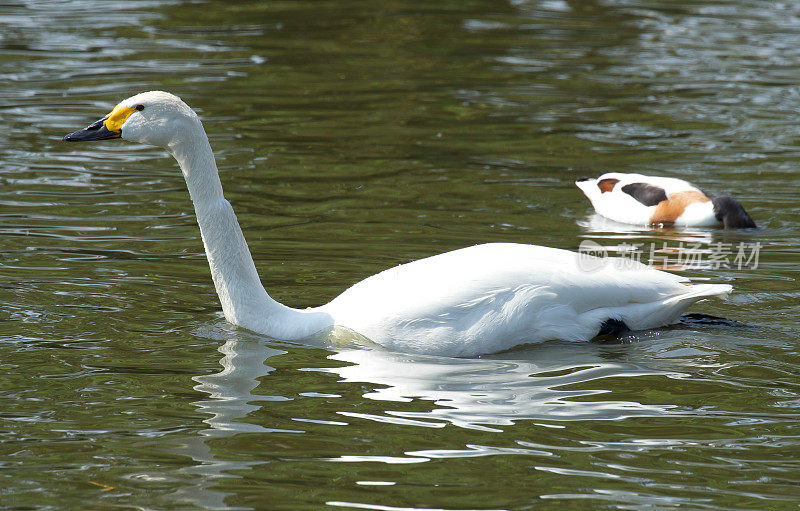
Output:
[166, 122, 333, 340]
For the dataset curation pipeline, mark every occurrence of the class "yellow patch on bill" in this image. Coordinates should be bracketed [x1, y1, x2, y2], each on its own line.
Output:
[103, 105, 136, 133]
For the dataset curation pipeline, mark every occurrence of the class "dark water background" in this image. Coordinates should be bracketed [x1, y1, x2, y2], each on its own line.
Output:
[1, 0, 799, 509]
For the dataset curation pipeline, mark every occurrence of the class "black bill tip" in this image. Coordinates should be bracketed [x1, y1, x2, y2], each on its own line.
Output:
[63, 117, 121, 142]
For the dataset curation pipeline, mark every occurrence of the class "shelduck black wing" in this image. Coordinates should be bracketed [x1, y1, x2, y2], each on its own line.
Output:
[620, 182, 668, 206]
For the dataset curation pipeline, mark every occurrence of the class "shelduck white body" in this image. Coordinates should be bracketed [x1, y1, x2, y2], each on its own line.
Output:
[576, 172, 756, 229]
[64, 92, 734, 357]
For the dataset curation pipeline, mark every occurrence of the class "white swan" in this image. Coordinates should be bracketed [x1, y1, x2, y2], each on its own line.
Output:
[576, 172, 756, 229]
[64, 91, 733, 357]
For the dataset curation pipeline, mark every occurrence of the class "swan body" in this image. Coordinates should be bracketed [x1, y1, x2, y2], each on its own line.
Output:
[320, 242, 729, 355]
[576, 172, 756, 229]
[64, 92, 733, 357]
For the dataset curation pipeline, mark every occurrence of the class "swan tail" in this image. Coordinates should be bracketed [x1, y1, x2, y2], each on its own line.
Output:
[584, 283, 733, 337]
[629, 284, 733, 330]
[627, 283, 732, 330]
[663, 283, 732, 304]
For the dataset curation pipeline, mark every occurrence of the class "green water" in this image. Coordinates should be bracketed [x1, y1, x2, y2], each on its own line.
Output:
[1, 0, 799, 509]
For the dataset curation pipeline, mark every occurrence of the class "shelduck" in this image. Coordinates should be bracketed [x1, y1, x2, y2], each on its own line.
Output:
[576, 172, 756, 229]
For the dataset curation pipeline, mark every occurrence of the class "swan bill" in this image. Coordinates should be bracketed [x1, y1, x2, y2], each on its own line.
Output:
[63, 104, 137, 142]
[63, 116, 121, 141]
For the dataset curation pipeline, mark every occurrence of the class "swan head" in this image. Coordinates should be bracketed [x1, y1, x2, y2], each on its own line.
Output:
[63, 91, 200, 148]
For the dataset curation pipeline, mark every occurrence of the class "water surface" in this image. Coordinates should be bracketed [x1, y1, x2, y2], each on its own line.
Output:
[1, 0, 799, 509]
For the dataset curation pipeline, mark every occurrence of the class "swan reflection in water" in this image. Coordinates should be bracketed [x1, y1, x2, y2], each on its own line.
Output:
[168, 325, 686, 508]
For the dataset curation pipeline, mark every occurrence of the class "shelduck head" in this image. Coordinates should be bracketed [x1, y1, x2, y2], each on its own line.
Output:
[710, 195, 757, 229]
[63, 91, 199, 148]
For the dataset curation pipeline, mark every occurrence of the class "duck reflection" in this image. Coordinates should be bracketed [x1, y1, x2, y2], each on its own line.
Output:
[576, 213, 759, 270]
[578, 213, 715, 243]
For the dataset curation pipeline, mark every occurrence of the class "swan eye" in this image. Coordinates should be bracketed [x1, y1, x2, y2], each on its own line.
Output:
[135, 104, 145, 111]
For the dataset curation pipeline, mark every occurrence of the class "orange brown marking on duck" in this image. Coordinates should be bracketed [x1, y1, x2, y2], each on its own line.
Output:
[597, 178, 620, 193]
[649, 190, 710, 226]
